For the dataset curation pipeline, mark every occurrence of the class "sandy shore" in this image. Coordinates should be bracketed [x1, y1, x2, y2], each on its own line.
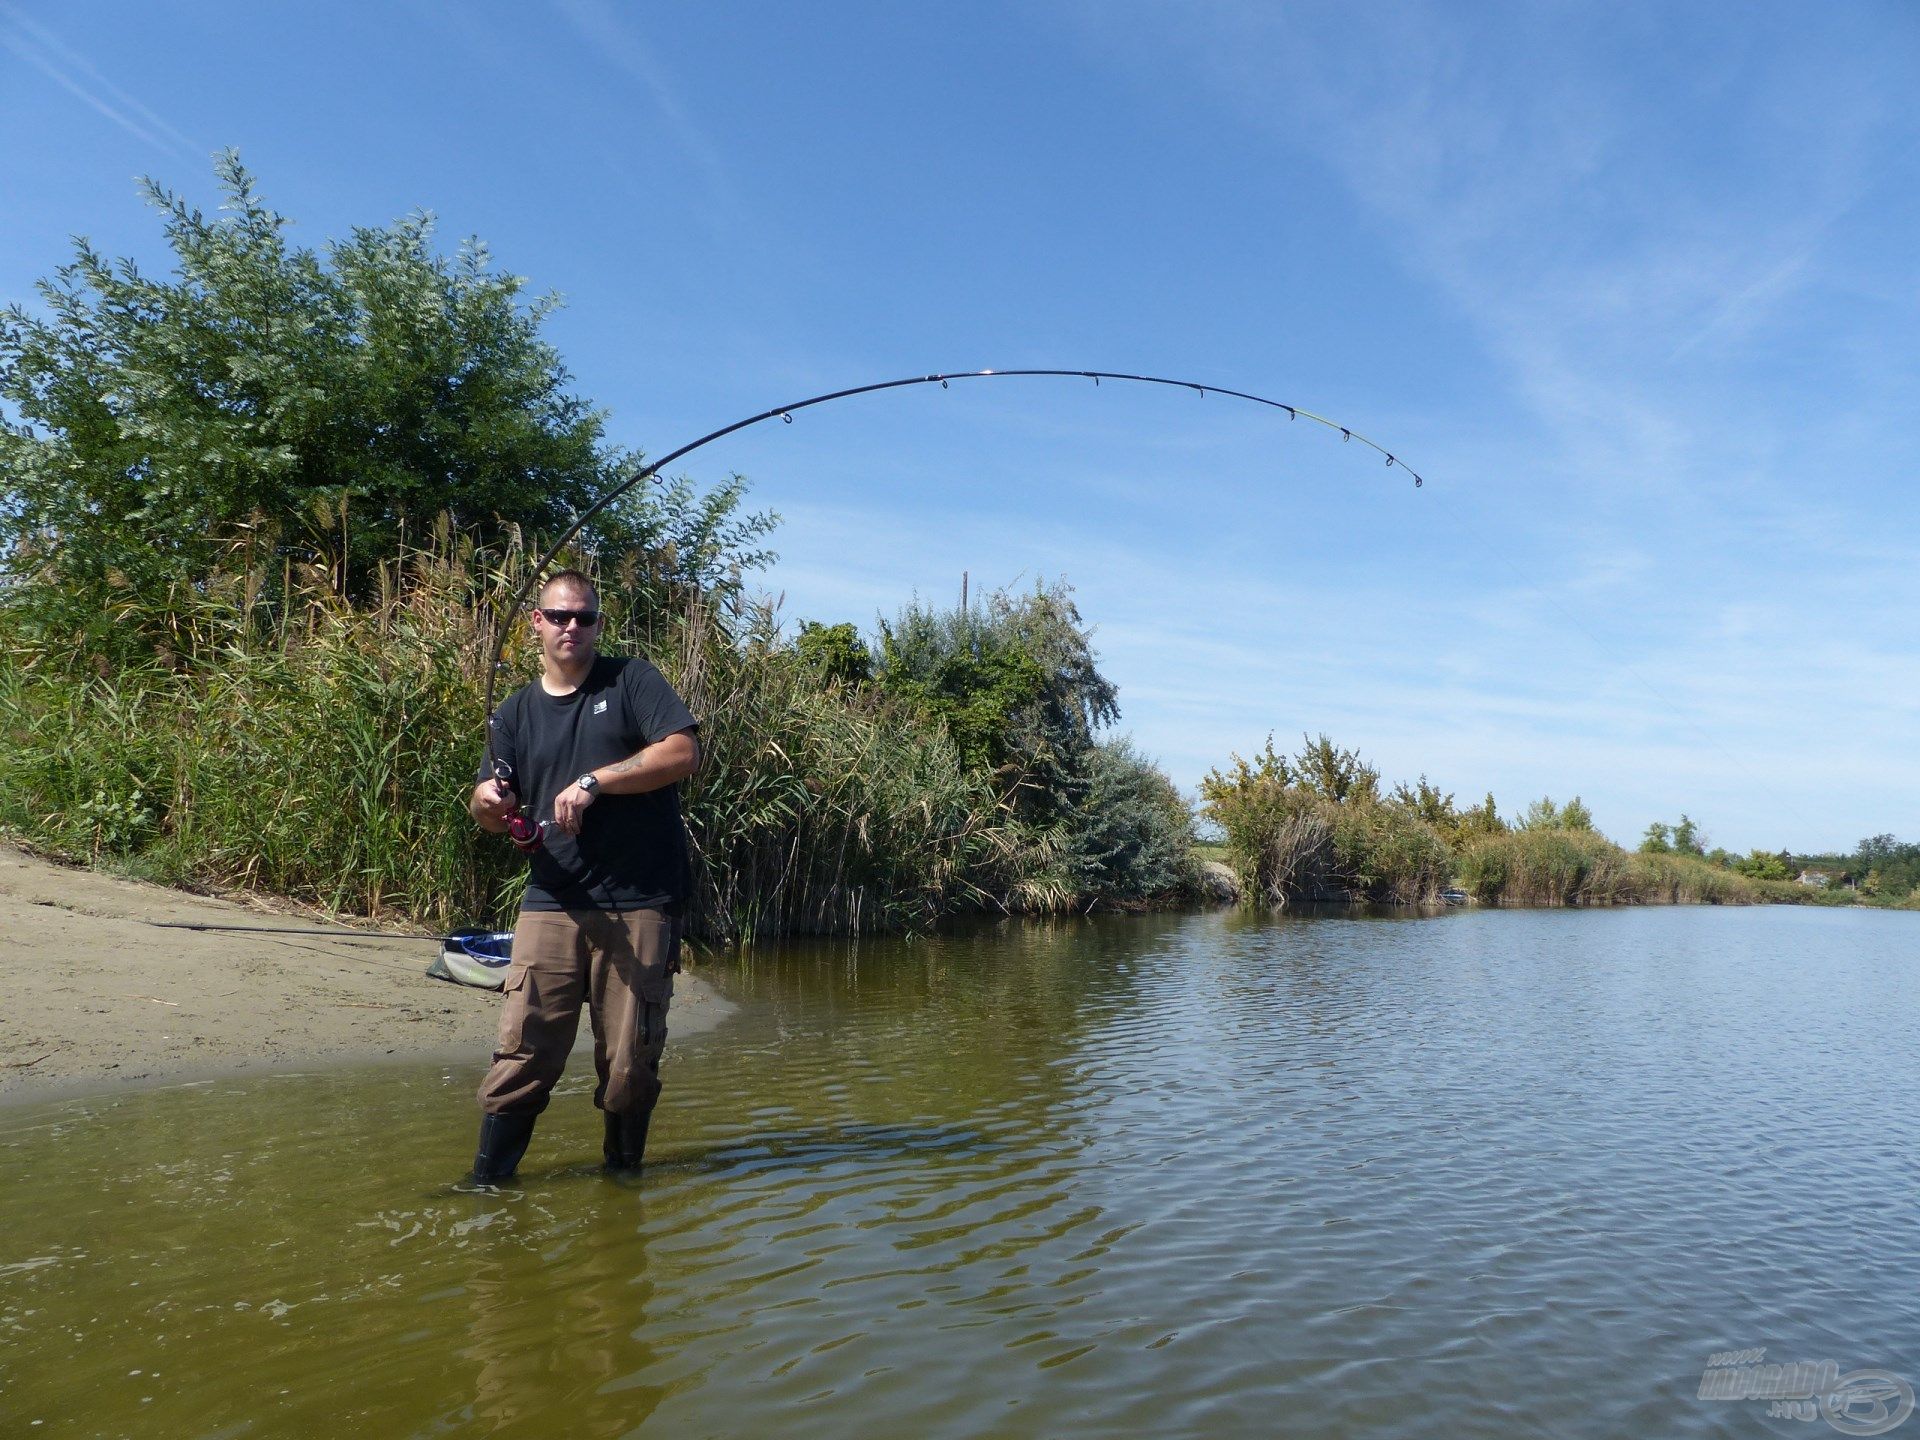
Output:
[0, 843, 733, 1103]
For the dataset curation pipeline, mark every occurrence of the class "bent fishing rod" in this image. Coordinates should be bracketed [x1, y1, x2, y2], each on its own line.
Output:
[479, 367, 1428, 851]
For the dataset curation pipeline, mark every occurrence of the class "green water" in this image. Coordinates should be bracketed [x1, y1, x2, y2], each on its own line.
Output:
[4, 906, 1916, 1438]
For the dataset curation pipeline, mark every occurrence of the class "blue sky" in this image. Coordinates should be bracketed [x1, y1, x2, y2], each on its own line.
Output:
[4, 1, 1917, 853]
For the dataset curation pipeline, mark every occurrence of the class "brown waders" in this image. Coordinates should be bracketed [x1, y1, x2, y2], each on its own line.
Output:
[467, 907, 677, 1183]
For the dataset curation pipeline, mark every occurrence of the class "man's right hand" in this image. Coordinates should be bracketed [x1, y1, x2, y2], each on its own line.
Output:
[471, 778, 520, 832]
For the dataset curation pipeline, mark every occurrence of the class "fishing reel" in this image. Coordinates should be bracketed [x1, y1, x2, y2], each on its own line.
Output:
[490, 760, 547, 855]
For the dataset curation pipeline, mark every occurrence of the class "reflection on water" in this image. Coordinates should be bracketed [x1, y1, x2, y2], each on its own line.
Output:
[4, 906, 1917, 1438]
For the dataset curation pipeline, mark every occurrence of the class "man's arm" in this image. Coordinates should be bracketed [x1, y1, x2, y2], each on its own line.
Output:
[595, 727, 701, 795]
[549, 728, 700, 836]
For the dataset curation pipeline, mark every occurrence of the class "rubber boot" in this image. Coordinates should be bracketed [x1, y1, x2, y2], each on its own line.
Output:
[467, 1112, 536, 1186]
[602, 1108, 651, 1174]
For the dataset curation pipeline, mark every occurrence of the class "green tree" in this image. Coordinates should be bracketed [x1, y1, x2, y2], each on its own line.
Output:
[1203, 733, 1294, 796]
[0, 153, 660, 654]
[792, 620, 872, 688]
[605, 471, 779, 612]
[1389, 775, 1457, 828]
[876, 601, 1048, 773]
[1518, 797, 1562, 830]
[1640, 815, 1706, 855]
[874, 580, 1187, 906]
[1456, 792, 1507, 839]
[876, 580, 1117, 787]
[1061, 739, 1195, 901]
[1729, 849, 1791, 881]
[1293, 733, 1380, 805]
[1515, 796, 1595, 833]
[1854, 833, 1920, 899]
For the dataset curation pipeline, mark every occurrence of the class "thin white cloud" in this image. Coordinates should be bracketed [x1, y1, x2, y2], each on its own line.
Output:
[1666, 232, 1831, 361]
[1099, 3, 1887, 494]
[0, 5, 194, 157]
[1020, 0, 1920, 848]
[548, 0, 735, 211]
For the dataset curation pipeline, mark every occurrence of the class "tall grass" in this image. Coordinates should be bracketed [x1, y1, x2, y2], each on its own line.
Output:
[0, 533, 1028, 938]
[640, 597, 1009, 939]
[1, 541, 518, 926]
[1457, 829, 1812, 906]
[1207, 781, 1450, 906]
[1200, 734, 1821, 912]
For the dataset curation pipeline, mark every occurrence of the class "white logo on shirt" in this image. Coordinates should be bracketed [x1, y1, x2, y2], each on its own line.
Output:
[594, 699, 609, 715]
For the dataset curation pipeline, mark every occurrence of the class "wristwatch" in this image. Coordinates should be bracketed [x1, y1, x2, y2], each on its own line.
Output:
[576, 773, 599, 796]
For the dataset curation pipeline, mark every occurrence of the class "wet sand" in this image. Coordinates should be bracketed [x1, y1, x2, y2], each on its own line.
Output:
[0, 844, 733, 1102]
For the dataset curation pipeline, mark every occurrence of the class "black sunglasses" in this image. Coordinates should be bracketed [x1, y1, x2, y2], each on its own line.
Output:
[536, 607, 601, 628]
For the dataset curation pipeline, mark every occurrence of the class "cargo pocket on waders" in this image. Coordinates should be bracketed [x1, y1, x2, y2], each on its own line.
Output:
[494, 965, 532, 1056]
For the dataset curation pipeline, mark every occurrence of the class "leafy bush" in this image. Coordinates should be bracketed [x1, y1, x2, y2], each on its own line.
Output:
[1201, 735, 1447, 905]
[871, 581, 1190, 913]
[1059, 739, 1197, 904]
[1459, 828, 1798, 906]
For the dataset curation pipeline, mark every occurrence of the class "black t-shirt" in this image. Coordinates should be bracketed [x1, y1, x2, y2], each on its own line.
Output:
[480, 655, 699, 912]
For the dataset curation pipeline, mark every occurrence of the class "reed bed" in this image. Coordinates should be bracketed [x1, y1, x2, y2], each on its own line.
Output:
[0, 536, 1032, 938]
[1, 545, 518, 926]
[1209, 786, 1451, 907]
[1201, 734, 1822, 912]
[1457, 829, 1809, 906]
[6, 532, 1817, 929]
[639, 597, 1008, 940]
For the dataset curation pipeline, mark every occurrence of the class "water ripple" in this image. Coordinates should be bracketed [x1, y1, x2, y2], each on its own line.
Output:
[2, 907, 1916, 1436]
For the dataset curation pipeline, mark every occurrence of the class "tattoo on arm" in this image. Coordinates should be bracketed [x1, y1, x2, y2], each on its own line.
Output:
[598, 732, 697, 791]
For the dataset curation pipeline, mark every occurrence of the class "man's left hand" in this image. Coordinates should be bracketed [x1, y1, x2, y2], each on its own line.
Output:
[551, 781, 597, 836]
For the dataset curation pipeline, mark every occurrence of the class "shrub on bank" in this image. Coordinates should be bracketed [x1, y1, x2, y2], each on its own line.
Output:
[1458, 827, 1626, 905]
[866, 583, 1197, 917]
[1201, 739, 1448, 906]
[651, 597, 1003, 940]
[1458, 829, 1807, 906]
[1205, 733, 1833, 912]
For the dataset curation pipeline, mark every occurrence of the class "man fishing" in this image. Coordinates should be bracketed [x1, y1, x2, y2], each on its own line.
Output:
[464, 568, 701, 1185]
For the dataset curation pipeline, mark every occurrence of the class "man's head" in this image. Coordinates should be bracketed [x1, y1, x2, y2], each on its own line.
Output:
[532, 569, 602, 671]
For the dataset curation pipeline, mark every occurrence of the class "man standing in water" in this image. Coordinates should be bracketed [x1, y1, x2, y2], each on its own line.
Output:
[465, 569, 700, 1184]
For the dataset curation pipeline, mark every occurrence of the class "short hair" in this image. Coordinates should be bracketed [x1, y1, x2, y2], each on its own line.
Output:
[538, 568, 598, 606]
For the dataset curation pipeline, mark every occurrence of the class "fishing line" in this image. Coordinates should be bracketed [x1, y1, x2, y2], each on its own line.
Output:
[480, 367, 1428, 793]
[149, 921, 439, 940]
